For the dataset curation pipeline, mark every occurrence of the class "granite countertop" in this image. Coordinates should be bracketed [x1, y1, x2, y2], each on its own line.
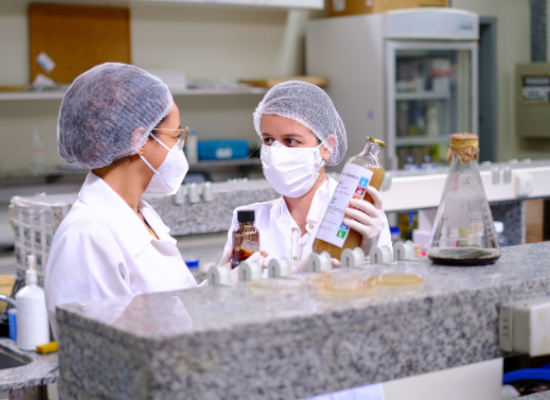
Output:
[57, 242, 550, 400]
[520, 392, 550, 399]
[0, 338, 58, 391]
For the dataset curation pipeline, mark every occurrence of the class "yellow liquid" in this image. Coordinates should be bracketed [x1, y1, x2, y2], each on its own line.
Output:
[313, 163, 385, 259]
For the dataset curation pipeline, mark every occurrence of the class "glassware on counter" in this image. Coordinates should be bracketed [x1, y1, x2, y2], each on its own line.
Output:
[428, 133, 501, 266]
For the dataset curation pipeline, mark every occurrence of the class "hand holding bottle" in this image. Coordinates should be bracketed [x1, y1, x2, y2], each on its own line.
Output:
[342, 186, 386, 255]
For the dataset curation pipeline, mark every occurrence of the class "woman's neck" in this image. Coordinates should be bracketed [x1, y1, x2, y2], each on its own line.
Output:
[284, 172, 327, 232]
[92, 157, 149, 213]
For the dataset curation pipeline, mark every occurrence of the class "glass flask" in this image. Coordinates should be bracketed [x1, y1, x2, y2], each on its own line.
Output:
[428, 133, 501, 266]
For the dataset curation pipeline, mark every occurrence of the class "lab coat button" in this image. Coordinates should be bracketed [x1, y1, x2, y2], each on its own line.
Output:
[293, 256, 299, 261]
[308, 224, 314, 229]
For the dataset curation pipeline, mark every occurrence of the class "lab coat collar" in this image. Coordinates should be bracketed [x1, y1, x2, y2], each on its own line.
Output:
[305, 175, 334, 225]
[78, 172, 170, 256]
[280, 175, 335, 228]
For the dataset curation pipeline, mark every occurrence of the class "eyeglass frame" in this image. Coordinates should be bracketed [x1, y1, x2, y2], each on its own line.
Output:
[150, 127, 189, 151]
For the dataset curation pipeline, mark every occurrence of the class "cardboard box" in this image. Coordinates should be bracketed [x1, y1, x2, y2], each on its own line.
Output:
[330, 0, 448, 18]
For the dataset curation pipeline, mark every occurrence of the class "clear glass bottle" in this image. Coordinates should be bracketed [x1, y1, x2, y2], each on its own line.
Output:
[313, 138, 386, 259]
[428, 133, 501, 266]
[232, 210, 259, 269]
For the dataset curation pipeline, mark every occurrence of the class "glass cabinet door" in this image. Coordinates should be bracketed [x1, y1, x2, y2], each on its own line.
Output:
[386, 42, 478, 170]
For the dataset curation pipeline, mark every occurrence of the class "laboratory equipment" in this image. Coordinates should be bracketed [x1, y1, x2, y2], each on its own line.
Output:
[393, 241, 416, 261]
[428, 133, 501, 265]
[369, 245, 393, 264]
[307, 8, 478, 169]
[340, 247, 365, 269]
[198, 140, 250, 161]
[313, 138, 386, 259]
[232, 210, 259, 269]
[307, 252, 332, 272]
[268, 258, 291, 278]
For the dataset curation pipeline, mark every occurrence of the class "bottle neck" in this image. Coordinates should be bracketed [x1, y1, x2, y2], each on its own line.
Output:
[238, 221, 254, 225]
[360, 141, 382, 158]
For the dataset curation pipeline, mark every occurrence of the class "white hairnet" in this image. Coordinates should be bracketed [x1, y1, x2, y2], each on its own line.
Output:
[253, 81, 347, 166]
[58, 63, 173, 169]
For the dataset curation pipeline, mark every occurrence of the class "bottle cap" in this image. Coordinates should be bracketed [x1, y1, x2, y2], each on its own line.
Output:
[237, 210, 255, 223]
[26, 255, 37, 285]
[390, 226, 401, 235]
[494, 221, 504, 233]
[367, 137, 386, 148]
[185, 258, 199, 269]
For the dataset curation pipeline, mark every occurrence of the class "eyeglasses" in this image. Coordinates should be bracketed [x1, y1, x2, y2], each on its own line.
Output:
[151, 127, 189, 151]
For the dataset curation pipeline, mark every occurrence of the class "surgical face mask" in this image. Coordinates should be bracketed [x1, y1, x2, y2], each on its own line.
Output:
[261, 140, 325, 198]
[140, 133, 189, 195]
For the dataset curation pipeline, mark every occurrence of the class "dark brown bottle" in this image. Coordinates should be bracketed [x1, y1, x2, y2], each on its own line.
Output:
[232, 210, 259, 269]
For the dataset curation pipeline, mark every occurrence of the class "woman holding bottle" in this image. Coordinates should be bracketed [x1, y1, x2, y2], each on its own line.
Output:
[220, 81, 392, 274]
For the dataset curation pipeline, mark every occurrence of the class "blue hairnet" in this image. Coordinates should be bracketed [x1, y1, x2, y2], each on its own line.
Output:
[57, 63, 173, 169]
[253, 81, 347, 166]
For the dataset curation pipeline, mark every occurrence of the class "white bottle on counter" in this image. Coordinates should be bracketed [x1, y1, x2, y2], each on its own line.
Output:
[16, 255, 50, 351]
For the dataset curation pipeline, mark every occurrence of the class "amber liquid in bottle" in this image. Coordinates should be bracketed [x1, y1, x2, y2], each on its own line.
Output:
[232, 210, 259, 269]
[312, 138, 386, 259]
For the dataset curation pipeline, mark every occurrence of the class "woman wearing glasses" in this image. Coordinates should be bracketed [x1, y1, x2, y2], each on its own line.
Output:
[44, 63, 196, 339]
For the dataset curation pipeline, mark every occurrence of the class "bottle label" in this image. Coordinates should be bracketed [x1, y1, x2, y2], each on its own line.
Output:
[316, 163, 374, 248]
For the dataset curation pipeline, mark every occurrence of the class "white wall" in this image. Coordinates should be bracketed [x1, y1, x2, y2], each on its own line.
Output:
[0, 1, 310, 171]
[452, 0, 550, 162]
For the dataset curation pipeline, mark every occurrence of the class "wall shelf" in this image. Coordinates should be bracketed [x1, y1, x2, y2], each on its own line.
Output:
[0, 87, 268, 101]
[395, 90, 451, 101]
[395, 136, 449, 147]
[189, 158, 261, 169]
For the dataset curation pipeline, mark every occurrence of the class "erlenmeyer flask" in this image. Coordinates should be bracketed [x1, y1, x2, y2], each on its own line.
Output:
[428, 133, 501, 266]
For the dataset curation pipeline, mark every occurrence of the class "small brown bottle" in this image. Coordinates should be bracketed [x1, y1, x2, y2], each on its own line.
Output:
[232, 210, 259, 269]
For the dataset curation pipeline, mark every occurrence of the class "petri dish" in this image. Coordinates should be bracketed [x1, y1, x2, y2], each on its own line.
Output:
[373, 274, 424, 286]
[310, 272, 377, 295]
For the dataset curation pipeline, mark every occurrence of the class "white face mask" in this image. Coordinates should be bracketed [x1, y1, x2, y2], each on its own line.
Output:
[261, 140, 325, 198]
[140, 133, 189, 195]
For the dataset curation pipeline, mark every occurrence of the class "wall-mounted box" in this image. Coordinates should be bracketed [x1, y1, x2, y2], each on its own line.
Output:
[516, 63, 550, 138]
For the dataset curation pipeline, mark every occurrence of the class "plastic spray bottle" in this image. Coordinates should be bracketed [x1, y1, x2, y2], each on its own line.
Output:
[15, 255, 49, 350]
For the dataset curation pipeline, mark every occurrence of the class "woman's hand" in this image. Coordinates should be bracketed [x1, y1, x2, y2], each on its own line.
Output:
[343, 185, 386, 255]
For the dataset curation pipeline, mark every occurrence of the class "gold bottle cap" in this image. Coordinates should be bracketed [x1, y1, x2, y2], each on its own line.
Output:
[367, 137, 386, 148]
[447, 133, 479, 163]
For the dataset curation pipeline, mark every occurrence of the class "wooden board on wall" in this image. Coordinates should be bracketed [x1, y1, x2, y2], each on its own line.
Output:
[29, 4, 131, 84]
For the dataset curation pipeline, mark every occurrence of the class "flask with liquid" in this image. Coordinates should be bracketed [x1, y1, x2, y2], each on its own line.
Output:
[428, 133, 501, 265]
[313, 137, 386, 259]
[232, 210, 259, 269]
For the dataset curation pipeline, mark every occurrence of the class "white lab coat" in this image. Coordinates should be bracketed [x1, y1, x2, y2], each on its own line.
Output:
[224, 175, 392, 265]
[224, 175, 389, 400]
[44, 172, 197, 339]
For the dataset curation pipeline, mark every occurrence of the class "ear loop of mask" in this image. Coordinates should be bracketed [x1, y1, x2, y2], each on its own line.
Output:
[140, 132, 173, 175]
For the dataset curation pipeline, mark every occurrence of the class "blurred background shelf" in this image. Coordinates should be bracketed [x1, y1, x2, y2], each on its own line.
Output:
[189, 158, 261, 169]
[0, 87, 268, 101]
[395, 90, 451, 101]
[395, 136, 450, 147]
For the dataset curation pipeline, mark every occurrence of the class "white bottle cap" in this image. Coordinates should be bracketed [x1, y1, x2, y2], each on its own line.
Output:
[494, 221, 504, 234]
[26, 255, 38, 285]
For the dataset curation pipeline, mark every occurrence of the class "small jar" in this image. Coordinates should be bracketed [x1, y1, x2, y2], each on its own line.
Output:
[232, 210, 259, 269]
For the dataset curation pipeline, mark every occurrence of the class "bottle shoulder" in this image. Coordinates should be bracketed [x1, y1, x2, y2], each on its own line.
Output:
[347, 154, 382, 169]
[15, 284, 45, 301]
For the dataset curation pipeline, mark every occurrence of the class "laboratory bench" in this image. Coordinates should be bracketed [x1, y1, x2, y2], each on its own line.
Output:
[56, 241, 550, 400]
[0, 337, 58, 397]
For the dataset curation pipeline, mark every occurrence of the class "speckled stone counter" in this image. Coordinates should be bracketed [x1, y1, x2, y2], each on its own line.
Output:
[520, 392, 550, 399]
[57, 242, 550, 400]
[0, 338, 58, 391]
